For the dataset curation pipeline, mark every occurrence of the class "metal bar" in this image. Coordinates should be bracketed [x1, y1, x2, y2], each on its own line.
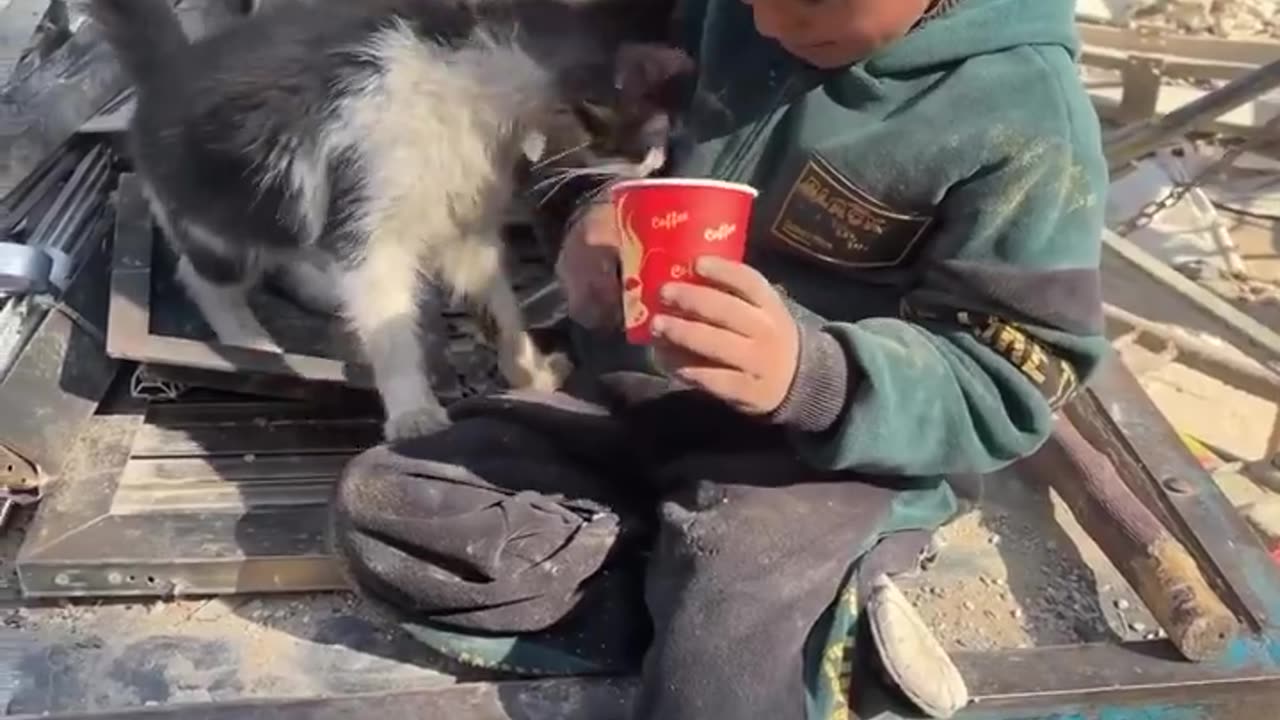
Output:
[1117, 54, 1164, 124]
[1103, 57, 1280, 170]
[129, 334, 371, 388]
[1082, 49, 1260, 84]
[1104, 303, 1280, 399]
[138, 362, 372, 402]
[1103, 230, 1280, 372]
[0, 143, 113, 379]
[1079, 23, 1280, 68]
[1093, 95, 1280, 144]
[14, 640, 1280, 720]
[0, 144, 83, 233]
[19, 551, 347, 598]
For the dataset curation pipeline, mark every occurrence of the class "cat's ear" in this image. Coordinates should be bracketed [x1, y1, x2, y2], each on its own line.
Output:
[520, 130, 548, 163]
[613, 43, 696, 105]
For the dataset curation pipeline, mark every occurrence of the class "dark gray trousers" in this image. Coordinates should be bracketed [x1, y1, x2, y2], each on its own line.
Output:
[330, 374, 949, 719]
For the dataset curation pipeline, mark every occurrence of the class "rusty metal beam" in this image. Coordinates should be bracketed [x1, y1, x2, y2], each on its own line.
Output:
[1103, 229, 1280, 374]
[1103, 57, 1280, 171]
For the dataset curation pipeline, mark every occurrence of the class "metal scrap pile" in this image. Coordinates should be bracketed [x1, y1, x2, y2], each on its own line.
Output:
[0, 0, 131, 477]
[1074, 3, 1280, 535]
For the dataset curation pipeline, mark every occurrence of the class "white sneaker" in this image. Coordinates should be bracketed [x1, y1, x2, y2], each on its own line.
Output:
[866, 573, 970, 719]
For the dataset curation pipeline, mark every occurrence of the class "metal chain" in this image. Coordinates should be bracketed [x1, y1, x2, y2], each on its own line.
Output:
[1113, 181, 1197, 236]
[1113, 114, 1280, 237]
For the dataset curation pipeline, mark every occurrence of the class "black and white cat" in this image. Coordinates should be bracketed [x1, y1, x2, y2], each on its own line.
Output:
[89, 0, 695, 439]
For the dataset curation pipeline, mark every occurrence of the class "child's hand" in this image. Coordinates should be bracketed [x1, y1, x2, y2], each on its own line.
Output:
[651, 257, 800, 416]
[555, 203, 622, 330]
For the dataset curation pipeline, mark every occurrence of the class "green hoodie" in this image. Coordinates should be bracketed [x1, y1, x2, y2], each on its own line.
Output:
[663, 0, 1110, 476]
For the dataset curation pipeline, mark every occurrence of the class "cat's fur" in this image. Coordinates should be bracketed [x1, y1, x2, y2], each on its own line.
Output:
[89, 0, 695, 439]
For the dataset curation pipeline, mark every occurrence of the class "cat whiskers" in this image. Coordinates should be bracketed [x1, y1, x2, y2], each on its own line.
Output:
[530, 140, 591, 171]
[577, 153, 668, 205]
[530, 164, 634, 206]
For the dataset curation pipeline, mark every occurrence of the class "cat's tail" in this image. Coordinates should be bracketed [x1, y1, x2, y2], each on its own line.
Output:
[88, 0, 190, 86]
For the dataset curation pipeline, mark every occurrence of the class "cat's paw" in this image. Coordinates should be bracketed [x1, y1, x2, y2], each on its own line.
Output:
[523, 351, 573, 392]
[384, 406, 451, 441]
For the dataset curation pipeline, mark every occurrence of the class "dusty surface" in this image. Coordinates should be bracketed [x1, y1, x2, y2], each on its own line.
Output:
[3, 591, 478, 713]
[899, 482, 1158, 653]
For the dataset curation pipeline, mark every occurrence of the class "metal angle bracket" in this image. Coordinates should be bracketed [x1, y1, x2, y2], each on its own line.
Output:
[0, 442, 41, 531]
[0, 442, 37, 494]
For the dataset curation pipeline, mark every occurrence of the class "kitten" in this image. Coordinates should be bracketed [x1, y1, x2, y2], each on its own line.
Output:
[88, 0, 695, 440]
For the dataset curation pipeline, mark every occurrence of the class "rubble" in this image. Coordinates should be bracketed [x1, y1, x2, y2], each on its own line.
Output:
[1126, 0, 1280, 39]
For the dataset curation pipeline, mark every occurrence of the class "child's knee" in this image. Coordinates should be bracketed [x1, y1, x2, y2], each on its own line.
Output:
[333, 444, 404, 521]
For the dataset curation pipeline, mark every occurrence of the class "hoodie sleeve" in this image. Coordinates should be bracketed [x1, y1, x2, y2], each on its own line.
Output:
[771, 107, 1110, 477]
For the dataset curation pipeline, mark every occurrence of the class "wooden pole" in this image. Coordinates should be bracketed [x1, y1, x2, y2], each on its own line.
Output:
[1025, 415, 1240, 661]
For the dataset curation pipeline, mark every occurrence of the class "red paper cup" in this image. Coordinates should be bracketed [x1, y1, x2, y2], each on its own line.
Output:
[609, 178, 758, 345]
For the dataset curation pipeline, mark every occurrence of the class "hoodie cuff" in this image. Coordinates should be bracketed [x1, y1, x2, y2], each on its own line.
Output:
[769, 322, 854, 434]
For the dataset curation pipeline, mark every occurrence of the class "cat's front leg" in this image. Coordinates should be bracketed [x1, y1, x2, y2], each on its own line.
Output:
[175, 255, 282, 354]
[340, 248, 450, 441]
[272, 250, 344, 316]
[476, 265, 573, 393]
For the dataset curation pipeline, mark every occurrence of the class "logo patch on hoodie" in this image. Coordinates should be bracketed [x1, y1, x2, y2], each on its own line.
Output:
[770, 155, 933, 269]
[900, 301, 1081, 409]
[956, 311, 1080, 409]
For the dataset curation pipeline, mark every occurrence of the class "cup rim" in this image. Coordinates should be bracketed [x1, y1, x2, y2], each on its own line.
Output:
[609, 178, 760, 198]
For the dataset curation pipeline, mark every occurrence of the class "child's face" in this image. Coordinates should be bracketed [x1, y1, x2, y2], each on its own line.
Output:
[742, 0, 933, 68]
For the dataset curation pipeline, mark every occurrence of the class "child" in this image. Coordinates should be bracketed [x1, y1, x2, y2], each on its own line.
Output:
[331, 0, 1108, 718]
